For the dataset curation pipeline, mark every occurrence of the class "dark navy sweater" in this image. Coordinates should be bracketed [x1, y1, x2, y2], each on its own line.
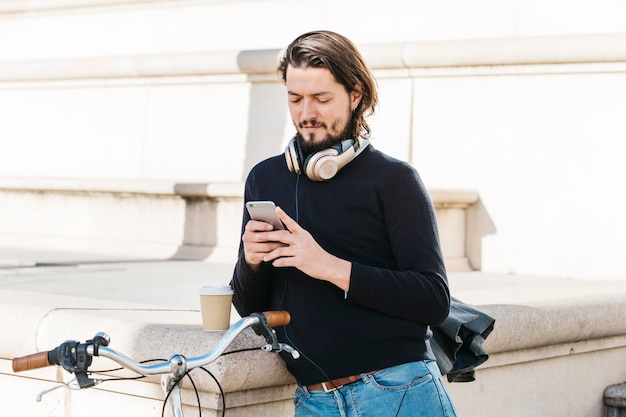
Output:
[231, 144, 450, 385]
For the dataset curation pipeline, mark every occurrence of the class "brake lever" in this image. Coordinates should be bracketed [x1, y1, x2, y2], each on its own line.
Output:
[261, 342, 300, 359]
[36, 382, 71, 402]
[250, 313, 300, 359]
[35, 376, 101, 402]
[250, 313, 281, 347]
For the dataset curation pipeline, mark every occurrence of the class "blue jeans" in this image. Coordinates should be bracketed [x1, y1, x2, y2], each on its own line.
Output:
[294, 360, 458, 417]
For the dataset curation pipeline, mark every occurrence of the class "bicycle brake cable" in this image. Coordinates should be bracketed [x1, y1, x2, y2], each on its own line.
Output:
[221, 347, 261, 356]
[197, 367, 226, 417]
[161, 368, 222, 417]
[88, 358, 168, 383]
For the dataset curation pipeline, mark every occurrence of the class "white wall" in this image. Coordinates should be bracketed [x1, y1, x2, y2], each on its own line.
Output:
[1, 0, 626, 280]
[2, 0, 626, 59]
[411, 65, 626, 279]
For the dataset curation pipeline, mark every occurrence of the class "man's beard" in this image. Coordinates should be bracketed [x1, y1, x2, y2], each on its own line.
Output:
[295, 119, 352, 155]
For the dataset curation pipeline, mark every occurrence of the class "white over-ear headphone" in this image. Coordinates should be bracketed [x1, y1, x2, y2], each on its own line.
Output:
[284, 137, 369, 181]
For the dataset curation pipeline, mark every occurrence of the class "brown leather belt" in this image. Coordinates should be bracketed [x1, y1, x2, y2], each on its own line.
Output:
[298, 370, 378, 393]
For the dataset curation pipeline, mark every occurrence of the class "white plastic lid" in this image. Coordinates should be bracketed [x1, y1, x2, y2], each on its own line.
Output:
[199, 285, 233, 295]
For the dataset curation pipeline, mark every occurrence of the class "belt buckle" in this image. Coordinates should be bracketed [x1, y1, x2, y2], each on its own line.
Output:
[321, 382, 342, 393]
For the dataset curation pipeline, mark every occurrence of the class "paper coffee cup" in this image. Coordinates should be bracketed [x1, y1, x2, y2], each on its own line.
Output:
[199, 285, 233, 331]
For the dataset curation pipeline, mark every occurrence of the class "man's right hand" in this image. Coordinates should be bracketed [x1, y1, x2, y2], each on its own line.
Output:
[242, 220, 289, 272]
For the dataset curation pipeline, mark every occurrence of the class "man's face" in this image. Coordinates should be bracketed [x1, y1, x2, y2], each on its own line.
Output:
[286, 65, 362, 154]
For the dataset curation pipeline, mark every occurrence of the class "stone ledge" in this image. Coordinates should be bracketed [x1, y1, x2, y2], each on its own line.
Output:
[0, 177, 243, 198]
[0, 177, 479, 205]
[3, 287, 626, 382]
[0, 298, 294, 394]
[0, 179, 479, 269]
[429, 189, 478, 208]
[0, 177, 478, 212]
[477, 293, 626, 355]
[2, 34, 626, 83]
[0, 294, 297, 416]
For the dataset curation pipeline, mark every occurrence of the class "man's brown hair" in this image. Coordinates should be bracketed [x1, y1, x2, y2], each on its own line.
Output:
[278, 30, 378, 140]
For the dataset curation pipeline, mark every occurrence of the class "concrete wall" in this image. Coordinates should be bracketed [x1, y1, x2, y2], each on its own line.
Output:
[1, 0, 625, 280]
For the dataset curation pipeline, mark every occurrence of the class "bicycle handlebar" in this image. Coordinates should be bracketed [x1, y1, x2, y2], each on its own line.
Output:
[12, 351, 52, 373]
[261, 310, 290, 328]
[12, 311, 292, 375]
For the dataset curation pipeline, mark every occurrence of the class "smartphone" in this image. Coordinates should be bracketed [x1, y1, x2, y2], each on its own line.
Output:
[245, 201, 285, 230]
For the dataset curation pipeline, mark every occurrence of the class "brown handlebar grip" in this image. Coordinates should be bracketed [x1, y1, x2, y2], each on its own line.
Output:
[262, 311, 291, 327]
[12, 351, 51, 373]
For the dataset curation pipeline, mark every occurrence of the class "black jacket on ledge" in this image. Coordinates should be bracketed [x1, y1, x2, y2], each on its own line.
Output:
[431, 297, 495, 382]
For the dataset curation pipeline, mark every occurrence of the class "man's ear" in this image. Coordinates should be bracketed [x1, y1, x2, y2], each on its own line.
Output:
[350, 85, 363, 111]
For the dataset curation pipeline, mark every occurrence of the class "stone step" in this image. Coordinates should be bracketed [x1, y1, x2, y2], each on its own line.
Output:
[0, 178, 482, 271]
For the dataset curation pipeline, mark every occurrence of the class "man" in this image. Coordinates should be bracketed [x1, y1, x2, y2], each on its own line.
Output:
[231, 30, 457, 417]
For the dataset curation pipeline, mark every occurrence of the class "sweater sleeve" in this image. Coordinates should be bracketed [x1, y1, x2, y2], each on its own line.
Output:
[345, 165, 450, 326]
[230, 253, 273, 317]
[229, 171, 274, 317]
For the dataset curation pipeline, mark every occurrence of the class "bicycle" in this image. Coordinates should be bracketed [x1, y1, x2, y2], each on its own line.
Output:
[12, 311, 299, 417]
